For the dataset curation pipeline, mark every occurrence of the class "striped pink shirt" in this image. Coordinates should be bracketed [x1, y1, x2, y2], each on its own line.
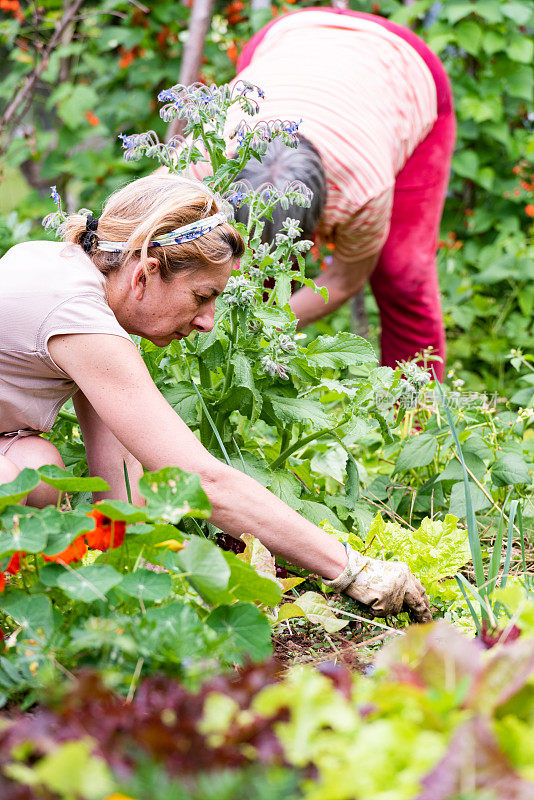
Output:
[191, 10, 437, 261]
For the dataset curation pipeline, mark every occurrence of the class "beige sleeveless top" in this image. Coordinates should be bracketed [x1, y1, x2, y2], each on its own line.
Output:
[0, 240, 131, 434]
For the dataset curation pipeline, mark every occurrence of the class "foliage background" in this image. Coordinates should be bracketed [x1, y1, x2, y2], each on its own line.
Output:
[0, 0, 533, 398]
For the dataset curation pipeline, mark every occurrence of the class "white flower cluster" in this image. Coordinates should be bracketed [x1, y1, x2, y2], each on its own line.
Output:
[223, 275, 256, 308]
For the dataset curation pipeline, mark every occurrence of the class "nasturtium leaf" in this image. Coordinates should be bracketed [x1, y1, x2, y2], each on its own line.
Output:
[40, 508, 94, 556]
[38, 465, 109, 493]
[144, 602, 210, 661]
[139, 467, 211, 524]
[38, 563, 67, 588]
[0, 469, 40, 511]
[207, 602, 272, 664]
[167, 536, 230, 603]
[91, 500, 147, 523]
[491, 453, 531, 486]
[0, 507, 48, 554]
[57, 564, 122, 603]
[0, 594, 54, 638]
[394, 434, 438, 474]
[119, 569, 172, 602]
[224, 553, 282, 606]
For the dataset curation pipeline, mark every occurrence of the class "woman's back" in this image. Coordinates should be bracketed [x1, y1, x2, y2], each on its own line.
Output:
[0, 241, 129, 433]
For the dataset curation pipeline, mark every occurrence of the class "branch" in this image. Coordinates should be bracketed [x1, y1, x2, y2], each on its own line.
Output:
[0, 0, 85, 153]
[167, 0, 216, 140]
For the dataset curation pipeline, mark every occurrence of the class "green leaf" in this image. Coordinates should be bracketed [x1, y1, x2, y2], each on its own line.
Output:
[91, 500, 147, 523]
[206, 602, 272, 664]
[119, 569, 172, 602]
[353, 514, 470, 601]
[268, 471, 302, 510]
[507, 35, 534, 64]
[299, 500, 348, 531]
[301, 332, 377, 370]
[57, 564, 122, 603]
[453, 149, 479, 180]
[491, 453, 531, 486]
[448, 481, 492, 517]
[394, 434, 438, 473]
[139, 467, 211, 524]
[444, 1, 475, 24]
[0, 594, 54, 638]
[224, 551, 282, 606]
[40, 508, 94, 556]
[162, 382, 199, 426]
[264, 392, 330, 429]
[57, 85, 98, 129]
[292, 591, 348, 633]
[143, 602, 209, 660]
[502, 1, 533, 25]
[455, 20, 483, 55]
[38, 465, 109, 493]
[0, 469, 40, 511]
[437, 453, 486, 483]
[168, 536, 230, 603]
[0, 507, 48, 554]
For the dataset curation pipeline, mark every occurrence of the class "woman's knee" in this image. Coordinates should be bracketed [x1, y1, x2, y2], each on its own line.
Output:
[0, 455, 25, 499]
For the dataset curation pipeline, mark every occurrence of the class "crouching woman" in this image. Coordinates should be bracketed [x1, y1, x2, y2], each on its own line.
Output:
[0, 173, 431, 621]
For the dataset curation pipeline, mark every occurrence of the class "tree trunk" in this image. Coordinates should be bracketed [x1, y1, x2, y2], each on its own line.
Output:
[167, 0, 216, 140]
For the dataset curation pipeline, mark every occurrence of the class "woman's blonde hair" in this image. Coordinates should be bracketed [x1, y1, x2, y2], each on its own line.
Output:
[62, 174, 244, 280]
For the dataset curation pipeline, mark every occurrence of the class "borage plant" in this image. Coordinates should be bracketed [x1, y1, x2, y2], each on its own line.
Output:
[123, 80, 399, 536]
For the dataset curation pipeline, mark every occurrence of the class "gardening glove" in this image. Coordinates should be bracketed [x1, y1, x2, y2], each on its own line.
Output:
[324, 544, 432, 623]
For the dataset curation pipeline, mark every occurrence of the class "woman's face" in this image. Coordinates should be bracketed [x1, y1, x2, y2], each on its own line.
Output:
[113, 257, 235, 347]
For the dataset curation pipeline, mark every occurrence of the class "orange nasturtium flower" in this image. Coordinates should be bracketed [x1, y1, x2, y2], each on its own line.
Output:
[84, 110, 100, 127]
[0, 572, 5, 593]
[86, 509, 126, 551]
[525, 204, 534, 217]
[43, 536, 87, 565]
[6, 552, 23, 574]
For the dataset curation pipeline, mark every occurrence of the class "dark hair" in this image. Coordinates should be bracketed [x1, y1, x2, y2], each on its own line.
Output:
[233, 134, 327, 241]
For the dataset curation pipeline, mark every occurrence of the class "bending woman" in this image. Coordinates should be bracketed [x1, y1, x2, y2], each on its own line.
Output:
[0, 173, 431, 621]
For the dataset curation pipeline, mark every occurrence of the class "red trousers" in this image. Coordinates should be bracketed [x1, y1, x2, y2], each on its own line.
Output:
[239, 10, 456, 380]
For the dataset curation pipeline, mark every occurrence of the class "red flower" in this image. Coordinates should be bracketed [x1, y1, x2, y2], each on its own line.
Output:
[0, 573, 5, 593]
[525, 204, 534, 217]
[6, 552, 23, 574]
[86, 509, 126, 551]
[43, 536, 87, 565]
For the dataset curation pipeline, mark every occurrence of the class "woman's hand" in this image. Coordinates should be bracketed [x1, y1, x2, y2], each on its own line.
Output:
[324, 545, 432, 622]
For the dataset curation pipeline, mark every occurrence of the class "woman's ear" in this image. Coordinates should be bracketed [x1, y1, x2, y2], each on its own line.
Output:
[131, 257, 160, 300]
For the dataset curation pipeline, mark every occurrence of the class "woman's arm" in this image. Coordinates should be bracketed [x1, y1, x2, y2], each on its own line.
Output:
[50, 333, 348, 579]
[49, 332, 431, 620]
[290, 251, 378, 329]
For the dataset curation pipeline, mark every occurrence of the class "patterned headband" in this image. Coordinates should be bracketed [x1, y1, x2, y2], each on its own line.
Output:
[97, 211, 227, 253]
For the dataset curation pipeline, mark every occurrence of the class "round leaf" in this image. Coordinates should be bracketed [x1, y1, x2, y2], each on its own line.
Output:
[207, 602, 272, 664]
[57, 564, 122, 602]
[119, 569, 172, 602]
[38, 465, 109, 493]
[0, 507, 48, 554]
[0, 469, 40, 512]
[139, 468, 211, 524]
